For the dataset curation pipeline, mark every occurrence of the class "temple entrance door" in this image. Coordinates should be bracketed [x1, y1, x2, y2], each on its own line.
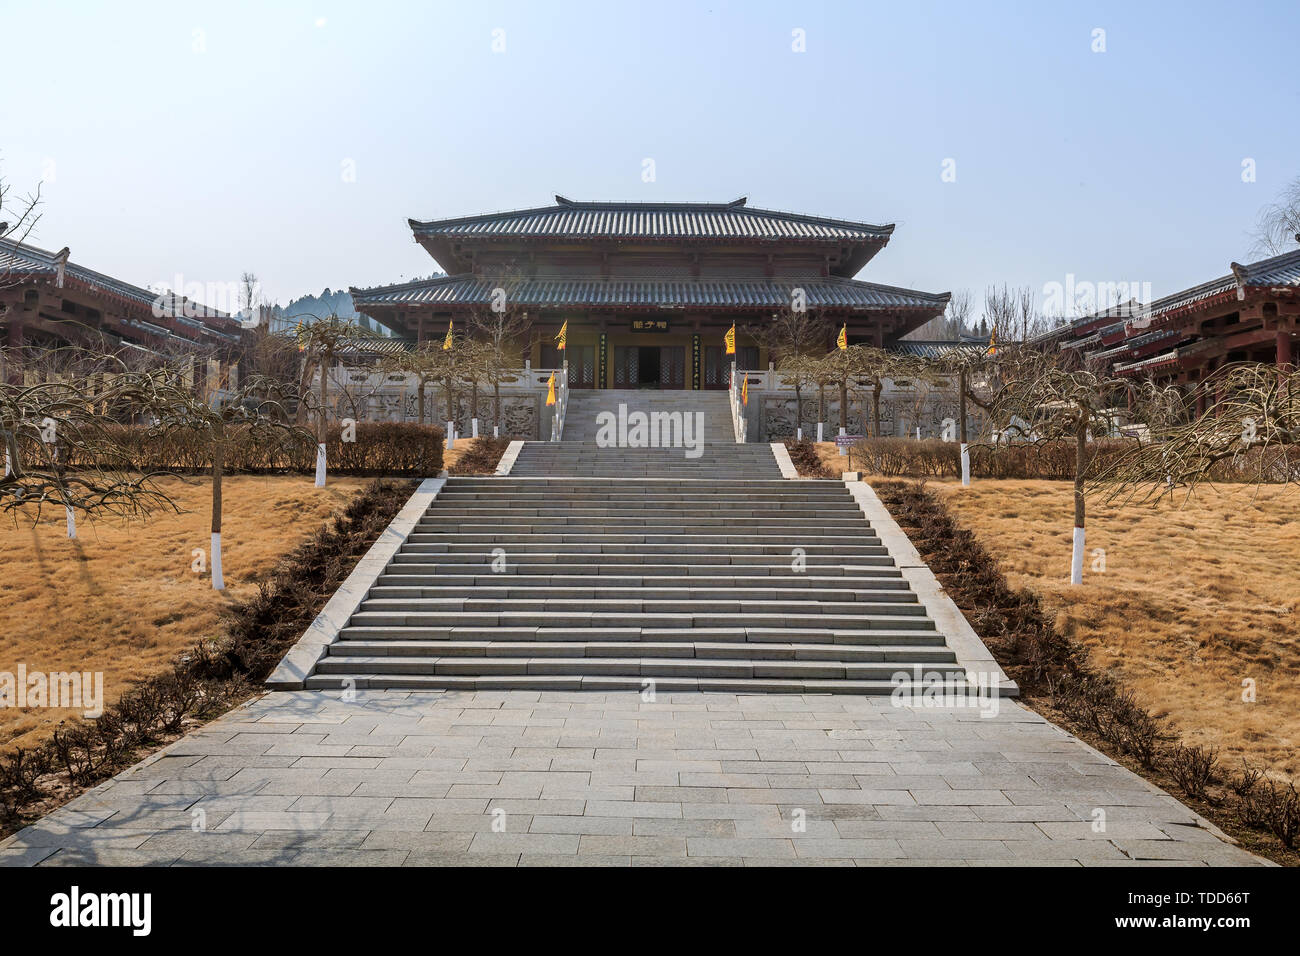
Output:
[636, 347, 661, 386]
[569, 345, 595, 388]
[658, 346, 685, 388]
[613, 345, 686, 388]
[704, 346, 725, 389]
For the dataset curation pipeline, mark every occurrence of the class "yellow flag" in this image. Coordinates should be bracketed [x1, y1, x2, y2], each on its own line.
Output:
[545, 371, 556, 406]
[724, 323, 736, 355]
[988, 327, 997, 355]
[837, 324, 848, 350]
[555, 319, 567, 351]
[295, 320, 306, 352]
[741, 373, 749, 407]
[442, 319, 454, 351]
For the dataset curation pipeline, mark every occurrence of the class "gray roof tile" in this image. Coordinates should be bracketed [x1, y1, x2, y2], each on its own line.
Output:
[351, 274, 948, 312]
[410, 197, 894, 243]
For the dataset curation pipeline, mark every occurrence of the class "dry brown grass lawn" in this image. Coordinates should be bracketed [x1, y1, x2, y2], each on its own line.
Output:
[0, 475, 372, 752]
[928, 479, 1300, 779]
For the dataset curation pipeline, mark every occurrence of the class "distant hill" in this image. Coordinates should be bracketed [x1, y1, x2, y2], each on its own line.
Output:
[264, 277, 443, 335]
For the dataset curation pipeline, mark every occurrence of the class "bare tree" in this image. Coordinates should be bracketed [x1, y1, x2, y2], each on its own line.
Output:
[142, 368, 309, 589]
[1249, 176, 1300, 258]
[747, 308, 831, 438]
[905, 288, 972, 340]
[466, 270, 532, 436]
[294, 314, 369, 485]
[982, 283, 1021, 341]
[1092, 362, 1300, 505]
[1, 352, 180, 533]
[983, 349, 1139, 584]
[0, 164, 43, 290]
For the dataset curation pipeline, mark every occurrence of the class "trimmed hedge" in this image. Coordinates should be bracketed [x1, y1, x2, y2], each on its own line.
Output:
[48, 422, 445, 477]
[849, 437, 1300, 483]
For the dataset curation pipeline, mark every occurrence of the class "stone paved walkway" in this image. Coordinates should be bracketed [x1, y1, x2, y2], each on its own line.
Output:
[0, 690, 1266, 866]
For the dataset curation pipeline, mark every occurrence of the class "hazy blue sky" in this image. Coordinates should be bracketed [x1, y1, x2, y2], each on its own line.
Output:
[3, 0, 1298, 313]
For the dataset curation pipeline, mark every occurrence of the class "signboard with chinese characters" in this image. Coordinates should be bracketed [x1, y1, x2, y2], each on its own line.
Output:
[631, 319, 670, 333]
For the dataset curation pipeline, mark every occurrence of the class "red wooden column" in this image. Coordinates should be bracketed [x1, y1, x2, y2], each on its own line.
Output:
[1278, 325, 1293, 371]
[6, 293, 33, 384]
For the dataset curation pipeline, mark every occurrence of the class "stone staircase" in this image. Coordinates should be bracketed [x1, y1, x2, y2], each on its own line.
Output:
[508, 441, 781, 478]
[560, 389, 735, 442]
[302, 467, 964, 694]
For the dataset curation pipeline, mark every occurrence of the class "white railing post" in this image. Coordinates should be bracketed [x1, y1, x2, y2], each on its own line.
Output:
[549, 360, 569, 441]
[728, 359, 747, 444]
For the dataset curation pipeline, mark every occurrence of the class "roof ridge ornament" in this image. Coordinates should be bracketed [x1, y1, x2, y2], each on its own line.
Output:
[54, 246, 71, 288]
[554, 194, 573, 205]
[727, 197, 747, 207]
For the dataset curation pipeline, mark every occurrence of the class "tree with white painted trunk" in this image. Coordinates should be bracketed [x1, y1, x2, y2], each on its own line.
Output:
[931, 335, 1006, 486]
[142, 370, 309, 590]
[293, 315, 369, 487]
[982, 349, 1137, 585]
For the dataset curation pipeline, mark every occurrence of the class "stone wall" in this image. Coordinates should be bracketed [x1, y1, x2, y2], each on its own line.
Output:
[758, 379, 987, 441]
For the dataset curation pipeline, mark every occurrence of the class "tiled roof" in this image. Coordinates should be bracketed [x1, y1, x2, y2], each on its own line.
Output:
[0, 238, 239, 339]
[1, 237, 159, 308]
[889, 340, 988, 359]
[1147, 247, 1300, 318]
[351, 274, 948, 312]
[409, 197, 894, 243]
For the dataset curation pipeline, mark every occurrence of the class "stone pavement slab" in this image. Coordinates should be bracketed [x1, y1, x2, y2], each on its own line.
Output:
[0, 690, 1269, 867]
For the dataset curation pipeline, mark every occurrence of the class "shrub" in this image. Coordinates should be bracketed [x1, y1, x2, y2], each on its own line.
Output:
[782, 438, 835, 478]
[450, 437, 511, 475]
[51, 422, 444, 477]
[847, 437, 1300, 483]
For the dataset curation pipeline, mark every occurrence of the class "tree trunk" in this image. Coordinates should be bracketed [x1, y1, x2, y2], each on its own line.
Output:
[794, 384, 803, 437]
[493, 381, 502, 437]
[958, 369, 969, 444]
[417, 380, 426, 426]
[1071, 416, 1087, 585]
[958, 368, 971, 486]
[838, 379, 848, 432]
[315, 356, 328, 487]
[872, 382, 882, 438]
[212, 443, 225, 590]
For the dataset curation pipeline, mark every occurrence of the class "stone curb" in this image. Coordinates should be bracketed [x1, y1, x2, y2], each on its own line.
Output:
[770, 442, 798, 479]
[495, 440, 525, 475]
[264, 477, 447, 690]
[843, 477, 1019, 697]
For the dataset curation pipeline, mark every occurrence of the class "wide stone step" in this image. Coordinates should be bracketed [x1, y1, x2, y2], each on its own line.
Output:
[365, 585, 913, 601]
[382, 558, 898, 573]
[397, 541, 886, 554]
[328, 640, 957, 662]
[373, 573, 907, 588]
[388, 555, 897, 569]
[313, 655, 963, 680]
[357, 597, 923, 614]
[404, 532, 880, 546]
[345, 616, 935, 632]
[336, 625, 948, 645]
[302, 674, 940, 695]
